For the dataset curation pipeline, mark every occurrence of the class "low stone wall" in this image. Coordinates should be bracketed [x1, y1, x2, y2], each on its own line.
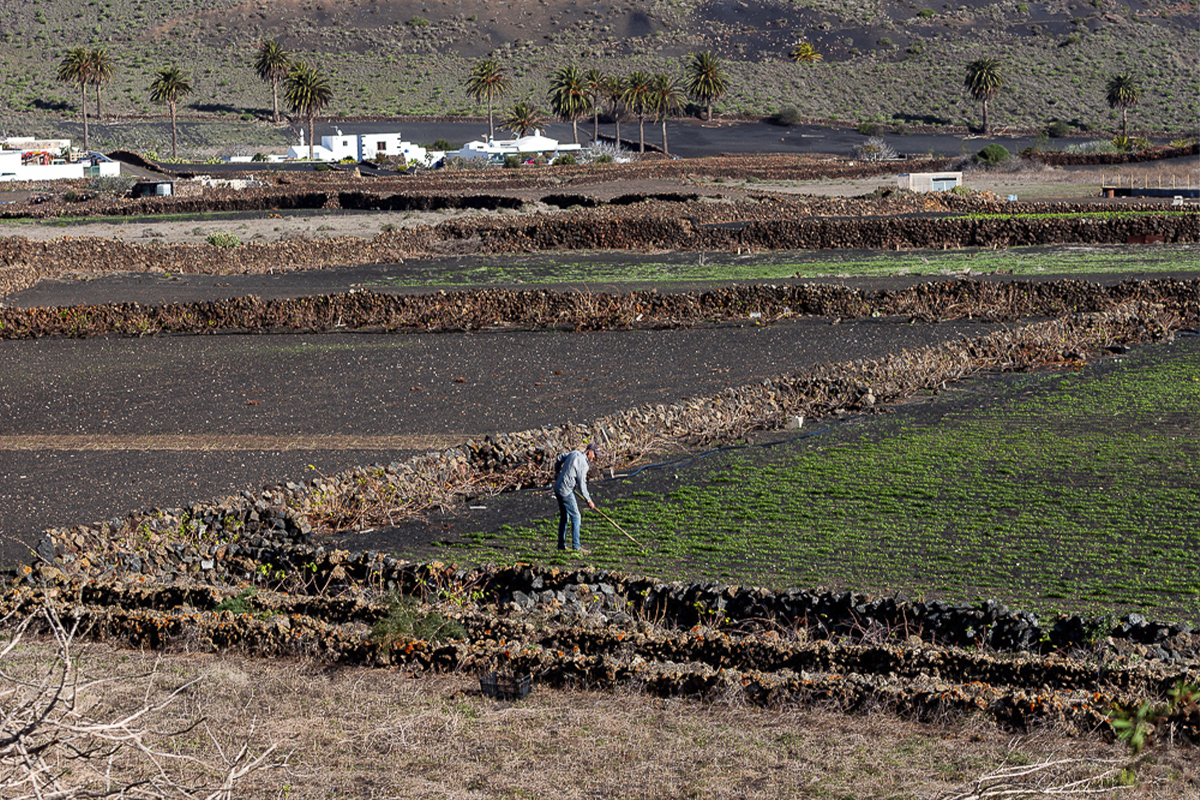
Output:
[0, 263, 38, 298]
[5, 559, 1197, 735]
[1, 276, 1196, 339]
[1, 195, 1196, 284]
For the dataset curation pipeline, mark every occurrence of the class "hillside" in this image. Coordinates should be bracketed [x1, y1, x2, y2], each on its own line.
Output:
[0, 0, 1195, 154]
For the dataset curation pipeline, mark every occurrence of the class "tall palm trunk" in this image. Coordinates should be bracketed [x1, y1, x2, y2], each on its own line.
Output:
[638, 114, 645, 153]
[79, 84, 89, 151]
[169, 101, 177, 158]
[661, 119, 669, 155]
[308, 116, 316, 160]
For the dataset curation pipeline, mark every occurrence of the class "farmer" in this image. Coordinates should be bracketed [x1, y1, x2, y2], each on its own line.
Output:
[553, 443, 598, 552]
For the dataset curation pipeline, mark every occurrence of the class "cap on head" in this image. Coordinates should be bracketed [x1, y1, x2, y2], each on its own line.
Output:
[585, 443, 599, 456]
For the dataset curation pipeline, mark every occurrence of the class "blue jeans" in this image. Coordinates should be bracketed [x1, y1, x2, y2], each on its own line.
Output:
[556, 492, 581, 550]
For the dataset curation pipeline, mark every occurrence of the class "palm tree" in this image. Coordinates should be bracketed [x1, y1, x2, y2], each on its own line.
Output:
[87, 49, 114, 120]
[148, 66, 192, 159]
[465, 58, 511, 140]
[1105, 74, 1141, 138]
[254, 41, 291, 123]
[622, 70, 653, 153]
[57, 47, 92, 151]
[684, 51, 728, 121]
[548, 65, 591, 144]
[284, 60, 333, 160]
[500, 101, 546, 138]
[602, 75, 625, 148]
[790, 41, 823, 63]
[583, 68, 605, 142]
[649, 73, 685, 155]
[963, 57, 1004, 134]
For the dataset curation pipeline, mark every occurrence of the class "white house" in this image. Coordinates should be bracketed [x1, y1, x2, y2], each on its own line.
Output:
[453, 131, 583, 162]
[0, 138, 120, 182]
[282, 130, 441, 166]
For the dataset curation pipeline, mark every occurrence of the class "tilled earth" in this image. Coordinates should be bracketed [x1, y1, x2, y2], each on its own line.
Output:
[0, 275, 1011, 567]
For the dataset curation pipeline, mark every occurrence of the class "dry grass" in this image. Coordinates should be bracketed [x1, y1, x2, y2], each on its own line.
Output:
[6, 634, 1193, 800]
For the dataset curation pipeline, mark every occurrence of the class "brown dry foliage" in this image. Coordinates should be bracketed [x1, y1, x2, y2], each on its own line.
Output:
[8, 634, 1193, 800]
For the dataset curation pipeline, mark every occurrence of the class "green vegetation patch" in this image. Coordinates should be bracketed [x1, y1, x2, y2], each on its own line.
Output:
[366, 244, 1200, 286]
[451, 341, 1200, 622]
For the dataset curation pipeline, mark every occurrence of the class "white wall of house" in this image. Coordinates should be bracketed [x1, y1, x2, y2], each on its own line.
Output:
[0, 149, 120, 182]
[283, 131, 437, 165]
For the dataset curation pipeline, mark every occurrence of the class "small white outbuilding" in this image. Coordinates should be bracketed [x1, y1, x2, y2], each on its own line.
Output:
[897, 172, 963, 192]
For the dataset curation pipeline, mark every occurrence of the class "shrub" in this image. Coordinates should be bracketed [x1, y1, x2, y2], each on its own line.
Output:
[406, 16, 429, 26]
[86, 175, 134, 197]
[856, 121, 882, 136]
[1046, 120, 1071, 138]
[431, 138, 454, 151]
[1111, 135, 1133, 152]
[772, 104, 803, 125]
[62, 190, 81, 202]
[854, 136, 898, 161]
[214, 587, 257, 614]
[251, 152, 268, 162]
[552, 154, 577, 166]
[371, 596, 468, 648]
[503, 154, 521, 169]
[917, 8, 935, 17]
[594, 154, 614, 163]
[975, 144, 1011, 165]
[314, 163, 334, 171]
[206, 232, 241, 248]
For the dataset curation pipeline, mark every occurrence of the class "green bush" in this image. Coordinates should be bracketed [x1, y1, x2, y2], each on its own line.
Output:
[206, 232, 241, 248]
[431, 138, 454, 151]
[773, 104, 802, 125]
[1111, 135, 1133, 152]
[503, 154, 521, 168]
[594, 154, 614, 164]
[1046, 120, 1071, 138]
[975, 144, 1011, 165]
[371, 596, 468, 648]
[251, 152, 268, 162]
[406, 16, 429, 26]
[856, 121, 882, 136]
[917, 8, 935, 17]
[552, 154, 577, 166]
[214, 587, 257, 615]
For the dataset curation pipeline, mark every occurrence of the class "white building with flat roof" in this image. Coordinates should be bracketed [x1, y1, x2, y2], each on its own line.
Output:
[282, 130, 441, 166]
[453, 131, 583, 162]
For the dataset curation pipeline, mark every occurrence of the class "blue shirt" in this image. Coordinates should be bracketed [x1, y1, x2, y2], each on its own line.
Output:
[553, 450, 591, 503]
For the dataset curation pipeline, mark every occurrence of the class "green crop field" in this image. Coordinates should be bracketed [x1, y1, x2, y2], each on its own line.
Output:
[448, 335, 1200, 623]
[363, 243, 1200, 286]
